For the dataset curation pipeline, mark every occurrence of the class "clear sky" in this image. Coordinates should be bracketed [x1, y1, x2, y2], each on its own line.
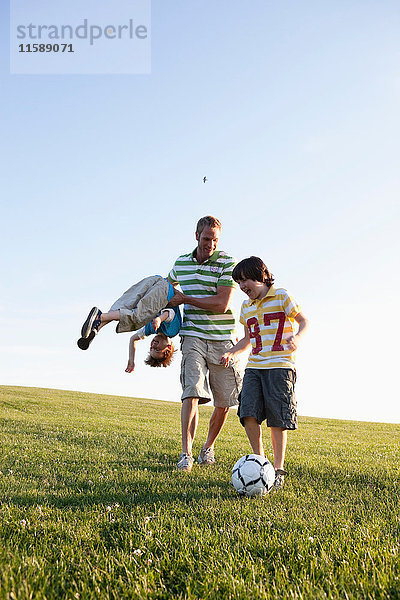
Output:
[1, 1, 399, 423]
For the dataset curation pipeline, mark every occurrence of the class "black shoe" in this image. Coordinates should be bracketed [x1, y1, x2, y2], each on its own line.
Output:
[81, 307, 102, 338]
[77, 330, 96, 350]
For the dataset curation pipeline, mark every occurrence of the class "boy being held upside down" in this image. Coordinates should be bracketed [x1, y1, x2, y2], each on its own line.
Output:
[77, 275, 182, 370]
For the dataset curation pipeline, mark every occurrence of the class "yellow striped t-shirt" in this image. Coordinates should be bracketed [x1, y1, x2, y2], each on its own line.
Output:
[240, 286, 301, 370]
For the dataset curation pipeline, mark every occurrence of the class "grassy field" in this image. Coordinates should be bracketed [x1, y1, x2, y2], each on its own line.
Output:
[0, 385, 399, 600]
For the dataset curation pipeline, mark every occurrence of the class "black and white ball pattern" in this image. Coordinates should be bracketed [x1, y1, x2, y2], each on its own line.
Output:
[231, 454, 275, 497]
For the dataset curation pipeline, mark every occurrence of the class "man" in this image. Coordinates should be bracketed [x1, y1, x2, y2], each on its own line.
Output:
[168, 215, 242, 472]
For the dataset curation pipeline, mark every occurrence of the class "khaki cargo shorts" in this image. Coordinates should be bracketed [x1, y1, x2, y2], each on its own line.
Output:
[109, 275, 170, 333]
[180, 336, 242, 407]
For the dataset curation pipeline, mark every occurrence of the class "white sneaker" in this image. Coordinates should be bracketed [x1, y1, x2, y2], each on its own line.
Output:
[197, 447, 215, 466]
[272, 469, 288, 491]
[177, 453, 194, 472]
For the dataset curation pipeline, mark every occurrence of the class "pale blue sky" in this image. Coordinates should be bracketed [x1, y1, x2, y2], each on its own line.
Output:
[1, 1, 399, 423]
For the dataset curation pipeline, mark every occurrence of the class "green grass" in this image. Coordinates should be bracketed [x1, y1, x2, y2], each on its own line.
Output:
[0, 385, 399, 600]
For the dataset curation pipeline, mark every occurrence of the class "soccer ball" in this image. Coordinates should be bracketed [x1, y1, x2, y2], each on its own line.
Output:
[231, 454, 275, 497]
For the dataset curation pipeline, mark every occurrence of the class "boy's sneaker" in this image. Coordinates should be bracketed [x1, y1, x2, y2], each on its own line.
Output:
[77, 331, 97, 350]
[177, 453, 194, 472]
[197, 447, 215, 466]
[81, 307, 102, 338]
[272, 469, 288, 491]
[77, 307, 102, 351]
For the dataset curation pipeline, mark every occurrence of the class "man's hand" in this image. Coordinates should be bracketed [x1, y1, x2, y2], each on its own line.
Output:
[168, 289, 186, 307]
[219, 352, 233, 368]
[152, 316, 162, 331]
[125, 360, 135, 373]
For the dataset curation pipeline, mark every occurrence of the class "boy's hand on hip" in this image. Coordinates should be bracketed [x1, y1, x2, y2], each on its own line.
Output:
[286, 335, 298, 351]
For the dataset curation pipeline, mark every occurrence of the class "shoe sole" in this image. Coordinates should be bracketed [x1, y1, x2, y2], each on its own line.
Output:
[77, 331, 96, 350]
[81, 307, 99, 338]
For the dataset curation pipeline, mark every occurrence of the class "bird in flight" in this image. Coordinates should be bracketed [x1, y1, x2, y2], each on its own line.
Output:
[203, 176, 208, 183]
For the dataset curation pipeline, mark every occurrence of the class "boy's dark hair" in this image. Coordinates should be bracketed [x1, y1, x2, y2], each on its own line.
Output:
[232, 256, 275, 287]
[196, 215, 222, 235]
[145, 342, 176, 368]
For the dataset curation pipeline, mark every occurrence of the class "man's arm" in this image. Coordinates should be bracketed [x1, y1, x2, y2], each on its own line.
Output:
[168, 285, 235, 313]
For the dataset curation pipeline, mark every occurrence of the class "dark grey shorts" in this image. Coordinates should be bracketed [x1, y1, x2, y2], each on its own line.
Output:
[238, 368, 297, 430]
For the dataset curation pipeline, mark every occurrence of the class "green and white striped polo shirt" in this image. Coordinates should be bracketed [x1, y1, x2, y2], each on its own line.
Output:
[168, 249, 237, 341]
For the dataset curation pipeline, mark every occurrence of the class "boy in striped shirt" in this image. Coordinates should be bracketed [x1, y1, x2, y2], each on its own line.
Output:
[220, 256, 308, 490]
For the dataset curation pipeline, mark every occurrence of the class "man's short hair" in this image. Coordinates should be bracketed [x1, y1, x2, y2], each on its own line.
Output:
[232, 256, 275, 287]
[196, 215, 222, 235]
[144, 342, 175, 368]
